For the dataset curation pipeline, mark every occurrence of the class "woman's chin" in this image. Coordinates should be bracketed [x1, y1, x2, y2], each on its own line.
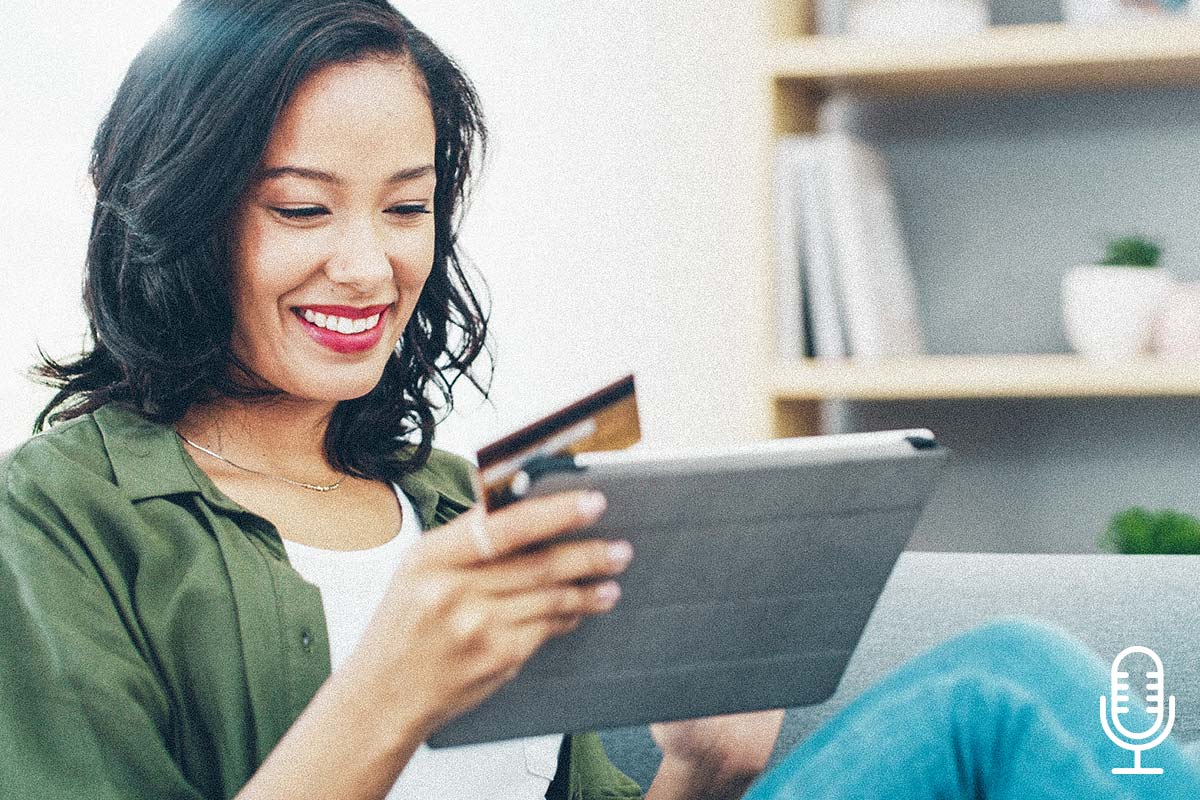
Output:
[281, 368, 387, 404]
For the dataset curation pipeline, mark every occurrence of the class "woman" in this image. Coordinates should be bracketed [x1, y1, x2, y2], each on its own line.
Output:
[1, 2, 776, 798]
[2, 2, 1198, 799]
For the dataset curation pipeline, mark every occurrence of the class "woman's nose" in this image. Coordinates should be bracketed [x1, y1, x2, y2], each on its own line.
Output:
[324, 218, 394, 290]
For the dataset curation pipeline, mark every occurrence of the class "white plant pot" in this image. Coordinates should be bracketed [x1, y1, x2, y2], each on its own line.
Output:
[1062, 265, 1172, 359]
[1153, 282, 1200, 357]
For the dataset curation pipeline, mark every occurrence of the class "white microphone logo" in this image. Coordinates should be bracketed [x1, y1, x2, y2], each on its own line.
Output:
[1100, 645, 1176, 775]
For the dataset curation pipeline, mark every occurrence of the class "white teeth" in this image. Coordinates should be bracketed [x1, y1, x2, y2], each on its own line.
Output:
[298, 308, 384, 334]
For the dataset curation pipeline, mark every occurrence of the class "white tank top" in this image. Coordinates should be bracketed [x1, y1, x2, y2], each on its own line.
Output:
[281, 482, 563, 799]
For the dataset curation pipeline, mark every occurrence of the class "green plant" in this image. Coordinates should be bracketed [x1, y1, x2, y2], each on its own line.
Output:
[1098, 236, 1162, 268]
[1101, 507, 1200, 554]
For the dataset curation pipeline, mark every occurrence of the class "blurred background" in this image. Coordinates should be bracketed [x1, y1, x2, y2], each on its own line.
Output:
[4, 0, 1200, 554]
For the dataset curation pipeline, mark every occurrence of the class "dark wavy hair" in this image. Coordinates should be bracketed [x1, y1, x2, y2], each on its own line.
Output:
[29, 0, 492, 481]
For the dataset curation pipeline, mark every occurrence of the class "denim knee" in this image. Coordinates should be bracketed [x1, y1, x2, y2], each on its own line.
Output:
[932, 617, 1100, 679]
[959, 617, 1082, 652]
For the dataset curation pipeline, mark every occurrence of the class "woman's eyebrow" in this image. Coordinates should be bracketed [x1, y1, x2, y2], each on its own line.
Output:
[255, 164, 436, 185]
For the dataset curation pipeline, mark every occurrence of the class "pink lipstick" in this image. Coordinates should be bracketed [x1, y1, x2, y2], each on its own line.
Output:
[292, 304, 390, 354]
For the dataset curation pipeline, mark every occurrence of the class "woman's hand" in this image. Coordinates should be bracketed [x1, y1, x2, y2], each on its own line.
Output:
[646, 710, 785, 800]
[343, 489, 632, 743]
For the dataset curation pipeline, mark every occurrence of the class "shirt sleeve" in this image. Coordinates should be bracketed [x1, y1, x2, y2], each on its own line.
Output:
[0, 453, 206, 800]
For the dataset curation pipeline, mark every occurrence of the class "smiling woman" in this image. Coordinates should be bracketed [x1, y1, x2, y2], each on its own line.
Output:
[29, 3, 488, 486]
[0, 1, 649, 799]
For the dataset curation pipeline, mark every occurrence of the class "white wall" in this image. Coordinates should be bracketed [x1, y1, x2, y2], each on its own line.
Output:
[1, 2, 773, 459]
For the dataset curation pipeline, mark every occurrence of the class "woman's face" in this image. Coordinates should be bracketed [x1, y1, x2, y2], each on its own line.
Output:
[228, 56, 437, 404]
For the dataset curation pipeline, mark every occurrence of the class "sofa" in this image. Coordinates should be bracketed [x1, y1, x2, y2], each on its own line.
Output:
[598, 552, 1200, 790]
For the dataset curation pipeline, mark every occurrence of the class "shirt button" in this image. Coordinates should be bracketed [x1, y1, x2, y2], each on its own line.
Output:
[300, 629, 313, 652]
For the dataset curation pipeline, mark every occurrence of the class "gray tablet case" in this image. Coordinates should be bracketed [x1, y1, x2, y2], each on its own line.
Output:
[428, 428, 948, 748]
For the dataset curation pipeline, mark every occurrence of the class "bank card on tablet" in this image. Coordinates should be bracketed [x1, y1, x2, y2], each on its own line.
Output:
[475, 373, 641, 511]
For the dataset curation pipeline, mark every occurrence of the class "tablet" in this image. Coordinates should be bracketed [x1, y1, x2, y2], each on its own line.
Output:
[427, 428, 948, 748]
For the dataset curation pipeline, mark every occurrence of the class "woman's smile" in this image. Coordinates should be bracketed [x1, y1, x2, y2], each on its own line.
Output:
[291, 303, 392, 354]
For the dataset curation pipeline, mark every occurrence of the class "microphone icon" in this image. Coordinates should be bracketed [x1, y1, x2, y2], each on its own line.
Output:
[1100, 645, 1176, 775]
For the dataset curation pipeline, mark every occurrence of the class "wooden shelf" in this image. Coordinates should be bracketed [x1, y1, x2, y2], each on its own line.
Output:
[769, 20, 1200, 95]
[762, 6, 1200, 434]
[771, 354, 1200, 401]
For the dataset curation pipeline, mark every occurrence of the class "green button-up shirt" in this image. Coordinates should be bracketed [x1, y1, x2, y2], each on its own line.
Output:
[0, 402, 642, 800]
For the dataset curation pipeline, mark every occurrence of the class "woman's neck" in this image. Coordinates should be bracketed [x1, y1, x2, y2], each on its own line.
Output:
[174, 396, 340, 480]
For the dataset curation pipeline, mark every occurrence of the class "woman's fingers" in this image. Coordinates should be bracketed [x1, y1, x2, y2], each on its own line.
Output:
[476, 537, 634, 595]
[499, 579, 622, 624]
[433, 579, 621, 681]
[371, 490, 623, 719]
[426, 490, 608, 565]
[483, 490, 608, 558]
[440, 580, 619, 658]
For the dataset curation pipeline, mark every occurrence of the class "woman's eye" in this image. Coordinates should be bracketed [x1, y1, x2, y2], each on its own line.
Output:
[388, 204, 432, 216]
[272, 206, 328, 219]
[269, 205, 431, 220]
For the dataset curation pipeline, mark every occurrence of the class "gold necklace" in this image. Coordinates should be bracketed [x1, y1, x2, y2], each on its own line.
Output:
[176, 431, 345, 492]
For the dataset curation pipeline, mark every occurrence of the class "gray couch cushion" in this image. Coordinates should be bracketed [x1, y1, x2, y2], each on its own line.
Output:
[600, 552, 1200, 790]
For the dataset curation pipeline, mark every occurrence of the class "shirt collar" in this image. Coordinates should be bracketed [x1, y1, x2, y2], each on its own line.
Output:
[92, 402, 465, 530]
[94, 403, 199, 501]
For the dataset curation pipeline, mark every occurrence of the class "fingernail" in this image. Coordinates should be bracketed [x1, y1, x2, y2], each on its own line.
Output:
[578, 491, 607, 517]
[607, 540, 633, 567]
[596, 581, 621, 604]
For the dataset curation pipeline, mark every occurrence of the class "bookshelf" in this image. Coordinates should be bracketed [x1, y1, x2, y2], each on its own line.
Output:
[765, 5, 1200, 439]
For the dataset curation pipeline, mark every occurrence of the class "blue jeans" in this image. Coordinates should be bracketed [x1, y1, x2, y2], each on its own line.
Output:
[743, 619, 1200, 800]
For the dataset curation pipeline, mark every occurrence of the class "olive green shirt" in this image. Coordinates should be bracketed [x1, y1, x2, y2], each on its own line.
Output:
[0, 402, 642, 800]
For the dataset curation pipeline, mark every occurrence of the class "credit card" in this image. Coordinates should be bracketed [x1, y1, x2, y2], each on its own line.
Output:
[475, 374, 641, 511]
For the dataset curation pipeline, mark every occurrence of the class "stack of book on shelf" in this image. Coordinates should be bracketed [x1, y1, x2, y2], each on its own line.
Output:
[772, 132, 926, 361]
